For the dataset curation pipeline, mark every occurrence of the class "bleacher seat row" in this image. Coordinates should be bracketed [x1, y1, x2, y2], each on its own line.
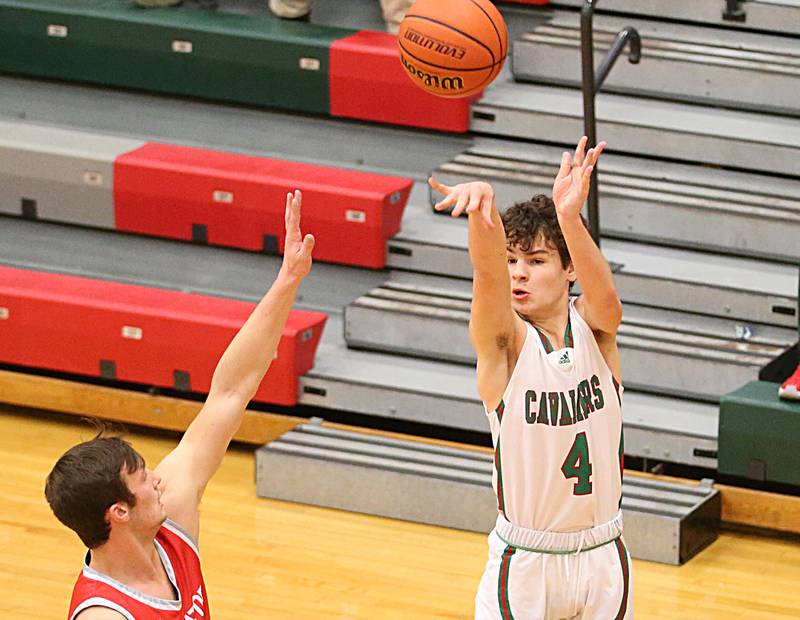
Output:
[0, 0, 476, 132]
[0, 265, 326, 406]
[0, 121, 413, 269]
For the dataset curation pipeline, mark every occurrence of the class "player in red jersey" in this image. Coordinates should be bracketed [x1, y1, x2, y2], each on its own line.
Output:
[45, 190, 315, 620]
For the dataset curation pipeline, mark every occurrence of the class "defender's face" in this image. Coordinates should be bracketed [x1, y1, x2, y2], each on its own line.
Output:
[124, 464, 167, 530]
[507, 238, 575, 318]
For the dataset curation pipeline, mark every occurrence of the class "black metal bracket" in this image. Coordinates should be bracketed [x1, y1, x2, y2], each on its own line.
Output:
[723, 0, 747, 22]
[581, 1, 641, 245]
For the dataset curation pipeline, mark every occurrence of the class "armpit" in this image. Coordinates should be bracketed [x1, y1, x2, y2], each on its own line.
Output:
[496, 333, 510, 350]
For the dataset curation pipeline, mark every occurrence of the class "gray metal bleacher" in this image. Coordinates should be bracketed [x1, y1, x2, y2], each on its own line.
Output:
[256, 420, 721, 565]
[0, 122, 143, 228]
[471, 79, 800, 176]
[550, 0, 800, 36]
[513, 12, 800, 115]
[391, 180, 799, 326]
[343, 281, 794, 401]
[429, 139, 800, 266]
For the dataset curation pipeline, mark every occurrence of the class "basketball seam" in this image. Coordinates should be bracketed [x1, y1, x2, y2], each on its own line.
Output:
[465, 0, 505, 59]
[398, 39, 500, 72]
[402, 13, 496, 66]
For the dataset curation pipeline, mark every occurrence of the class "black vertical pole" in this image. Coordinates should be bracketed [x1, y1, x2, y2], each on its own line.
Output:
[581, 1, 600, 246]
[580, 1, 640, 247]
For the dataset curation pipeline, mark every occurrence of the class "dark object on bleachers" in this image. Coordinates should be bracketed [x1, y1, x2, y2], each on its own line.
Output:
[0, 265, 327, 406]
[719, 380, 800, 487]
[759, 343, 799, 385]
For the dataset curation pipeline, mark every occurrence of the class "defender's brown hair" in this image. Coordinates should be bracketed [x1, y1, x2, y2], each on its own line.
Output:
[45, 433, 144, 548]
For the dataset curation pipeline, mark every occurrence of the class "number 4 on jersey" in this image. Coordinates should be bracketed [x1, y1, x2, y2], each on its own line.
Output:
[561, 432, 593, 495]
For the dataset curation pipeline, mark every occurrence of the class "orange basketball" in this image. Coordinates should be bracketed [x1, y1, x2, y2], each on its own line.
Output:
[397, 0, 508, 99]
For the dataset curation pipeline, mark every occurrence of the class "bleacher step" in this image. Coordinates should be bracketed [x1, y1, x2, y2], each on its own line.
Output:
[256, 422, 721, 564]
[550, 0, 800, 36]
[429, 138, 800, 265]
[344, 282, 795, 402]
[0, 76, 471, 181]
[302, 315, 721, 469]
[470, 79, 800, 176]
[513, 12, 800, 115]
[389, 195, 799, 328]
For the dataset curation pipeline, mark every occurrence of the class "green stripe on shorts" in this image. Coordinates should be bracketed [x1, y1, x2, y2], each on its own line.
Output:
[497, 545, 515, 620]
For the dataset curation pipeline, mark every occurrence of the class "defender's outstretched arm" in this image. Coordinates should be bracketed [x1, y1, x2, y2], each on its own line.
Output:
[155, 190, 315, 540]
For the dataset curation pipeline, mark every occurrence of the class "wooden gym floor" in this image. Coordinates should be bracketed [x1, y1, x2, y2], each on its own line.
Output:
[1, 405, 798, 619]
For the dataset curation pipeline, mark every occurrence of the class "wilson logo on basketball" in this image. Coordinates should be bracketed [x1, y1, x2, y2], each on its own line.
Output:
[404, 28, 467, 60]
[400, 54, 464, 91]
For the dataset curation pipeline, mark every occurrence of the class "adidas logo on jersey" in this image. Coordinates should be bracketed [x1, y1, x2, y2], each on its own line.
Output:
[558, 351, 571, 365]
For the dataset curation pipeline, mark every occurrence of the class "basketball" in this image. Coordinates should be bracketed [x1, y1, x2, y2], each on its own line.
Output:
[397, 0, 508, 99]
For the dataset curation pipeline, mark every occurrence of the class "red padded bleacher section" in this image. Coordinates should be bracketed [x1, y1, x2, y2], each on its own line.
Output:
[0, 266, 326, 406]
[329, 30, 479, 133]
[113, 143, 413, 269]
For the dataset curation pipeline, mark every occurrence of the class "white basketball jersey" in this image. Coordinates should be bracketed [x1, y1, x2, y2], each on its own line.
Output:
[486, 298, 624, 532]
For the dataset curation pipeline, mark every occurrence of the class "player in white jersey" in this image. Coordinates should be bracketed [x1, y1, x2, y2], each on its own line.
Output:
[431, 137, 632, 619]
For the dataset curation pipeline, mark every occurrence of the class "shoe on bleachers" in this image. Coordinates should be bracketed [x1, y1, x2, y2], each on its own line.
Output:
[778, 363, 800, 400]
[268, 0, 311, 22]
[284, 12, 311, 22]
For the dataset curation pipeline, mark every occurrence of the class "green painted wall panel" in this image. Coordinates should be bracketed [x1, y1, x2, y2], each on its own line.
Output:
[0, 0, 356, 114]
[719, 381, 800, 485]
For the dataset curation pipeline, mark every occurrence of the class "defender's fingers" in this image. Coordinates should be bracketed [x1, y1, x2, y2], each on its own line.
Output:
[285, 192, 301, 237]
[292, 190, 302, 213]
[284, 192, 295, 232]
[573, 136, 588, 167]
[301, 233, 315, 255]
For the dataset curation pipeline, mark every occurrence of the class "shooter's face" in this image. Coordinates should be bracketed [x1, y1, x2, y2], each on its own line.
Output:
[507, 237, 575, 318]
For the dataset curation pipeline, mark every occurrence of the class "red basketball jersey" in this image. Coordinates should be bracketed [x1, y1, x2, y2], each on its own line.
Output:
[68, 520, 210, 620]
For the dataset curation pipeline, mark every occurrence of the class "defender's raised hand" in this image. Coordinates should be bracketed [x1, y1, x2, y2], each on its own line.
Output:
[429, 177, 496, 229]
[282, 189, 315, 280]
[552, 136, 607, 220]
